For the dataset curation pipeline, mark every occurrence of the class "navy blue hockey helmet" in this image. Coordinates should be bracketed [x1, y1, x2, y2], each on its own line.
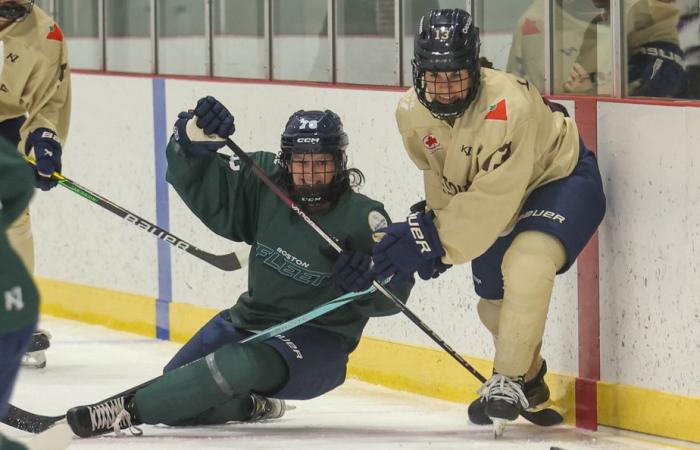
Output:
[0, 0, 34, 22]
[412, 9, 481, 120]
[279, 110, 349, 208]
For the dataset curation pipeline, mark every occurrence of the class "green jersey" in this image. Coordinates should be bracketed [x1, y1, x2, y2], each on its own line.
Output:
[0, 137, 38, 334]
[166, 139, 411, 351]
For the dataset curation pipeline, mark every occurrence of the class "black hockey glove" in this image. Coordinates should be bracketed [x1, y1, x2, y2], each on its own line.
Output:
[322, 246, 374, 293]
[173, 96, 235, 157]
[24, 128, 62, 191]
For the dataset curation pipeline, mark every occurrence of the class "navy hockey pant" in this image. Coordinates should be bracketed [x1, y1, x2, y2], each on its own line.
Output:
[472, 139, 606, 299]
[164, 309, 348, 400]
[0, 324, 34, 419]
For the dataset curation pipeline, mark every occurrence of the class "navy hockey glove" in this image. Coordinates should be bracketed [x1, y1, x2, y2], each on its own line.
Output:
[323, 246, 374, 293]
[24, 128, 62, 191]
[372, 210, 445, 283]
[173, 96, 235, 157]
[628, 42, 687, 98]
[407, 200, 452, 281]
[416, 258, 452, 281]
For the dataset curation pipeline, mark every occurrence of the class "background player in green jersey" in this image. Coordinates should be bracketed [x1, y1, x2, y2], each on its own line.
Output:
[64, 98, 412, 438]
[0, 136, 40, 449]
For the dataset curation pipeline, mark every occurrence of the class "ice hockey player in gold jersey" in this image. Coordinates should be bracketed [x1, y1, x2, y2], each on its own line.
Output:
[0, 0, 72, 368]
[371, 9, 606, 435]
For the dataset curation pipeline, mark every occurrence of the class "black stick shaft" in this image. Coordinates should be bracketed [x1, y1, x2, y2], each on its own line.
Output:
[28, 157, 241, 271]
[225, 138, 486, 383]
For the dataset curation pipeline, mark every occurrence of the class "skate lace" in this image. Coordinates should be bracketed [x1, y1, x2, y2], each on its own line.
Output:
[478, 374, 529, 409]
[88, 398, 142, 437]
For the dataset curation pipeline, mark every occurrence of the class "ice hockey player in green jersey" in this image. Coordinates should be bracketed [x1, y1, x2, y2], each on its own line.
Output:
[0, 137, 71, 449]
[64, 98, 412, 438]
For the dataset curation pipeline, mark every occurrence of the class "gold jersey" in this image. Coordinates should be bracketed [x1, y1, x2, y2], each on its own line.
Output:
[0, 6, 71, 150]
[574, 0, 680, 95]
[506, 0, 595, 93]
[396, 68, 579, 265]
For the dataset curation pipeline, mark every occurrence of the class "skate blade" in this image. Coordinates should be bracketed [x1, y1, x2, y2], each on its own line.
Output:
[492, 418, 508, 439]
[21, 351, 47, 369]
[526, 399, 566, 415]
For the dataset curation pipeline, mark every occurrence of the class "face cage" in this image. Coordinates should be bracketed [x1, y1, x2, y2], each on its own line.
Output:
[280, 151, 347, 208]
[413, 64, 474, 120]
[0, 1, 33, 22]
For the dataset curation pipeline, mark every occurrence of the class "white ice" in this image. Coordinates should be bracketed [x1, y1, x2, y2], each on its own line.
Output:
[2, 317, 698, 450]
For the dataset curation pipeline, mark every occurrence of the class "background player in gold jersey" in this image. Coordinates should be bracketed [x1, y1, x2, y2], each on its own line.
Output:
[371, 9, 606, 433]
[0, 0, 72, 368]
[563, 0, 687, 97]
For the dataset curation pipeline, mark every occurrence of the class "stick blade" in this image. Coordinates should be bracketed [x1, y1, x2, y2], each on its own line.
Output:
[189, 249, 242, 271]
[1, 404, 66, 433]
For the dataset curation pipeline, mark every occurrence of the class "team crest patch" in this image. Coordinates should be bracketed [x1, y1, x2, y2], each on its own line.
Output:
[46, 23, 64, 42]
[485, 99, 508, 121]
[368, 210, 388, 232]
[422, 133, 441, 153]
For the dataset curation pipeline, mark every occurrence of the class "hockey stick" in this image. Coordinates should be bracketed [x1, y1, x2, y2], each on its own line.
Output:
[25, 157, 241, 271]
[1, 283, 378, 434]
[224, 139, 563, 427]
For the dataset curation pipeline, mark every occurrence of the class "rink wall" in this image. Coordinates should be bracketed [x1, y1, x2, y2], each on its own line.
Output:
[30, 72, 700, 444]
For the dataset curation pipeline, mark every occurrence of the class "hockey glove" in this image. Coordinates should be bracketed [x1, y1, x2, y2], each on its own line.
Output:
[322, 246, 374, 293]
[416, 258, 452, 281]
[173, 96, 235, 157]
[628, 42, 687, 98]
[24, 128, 62, 191]
[408, 200, 452, 281]
[372, 210, 445, 283]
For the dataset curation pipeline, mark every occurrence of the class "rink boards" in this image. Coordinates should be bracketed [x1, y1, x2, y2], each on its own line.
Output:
[29, 72, 700, 444]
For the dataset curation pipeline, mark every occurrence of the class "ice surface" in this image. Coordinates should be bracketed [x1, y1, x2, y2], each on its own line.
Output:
[2, 317, 697, 450]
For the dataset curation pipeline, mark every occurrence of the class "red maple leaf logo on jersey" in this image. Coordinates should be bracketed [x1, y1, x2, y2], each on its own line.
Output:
[423, 134, 441, 152]
[46, 23, 64, 42]
[485, 99, 508, 121]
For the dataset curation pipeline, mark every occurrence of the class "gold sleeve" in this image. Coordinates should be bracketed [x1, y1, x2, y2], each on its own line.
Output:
[20, 40, 71, 148]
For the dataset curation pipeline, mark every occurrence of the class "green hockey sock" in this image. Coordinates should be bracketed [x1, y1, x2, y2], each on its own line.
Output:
[133, 342, 287, 425]
[167, 395, 253, 426]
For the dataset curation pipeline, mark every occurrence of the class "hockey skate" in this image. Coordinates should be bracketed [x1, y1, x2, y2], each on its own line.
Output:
[478, 373, 529, 438]
[21, 330, 51, 369]
[468, 360, 551, 425]
[248, 393, 286, 421]
[66, 393, 142, 438]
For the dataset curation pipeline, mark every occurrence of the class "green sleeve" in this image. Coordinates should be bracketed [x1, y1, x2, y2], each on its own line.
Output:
[0, 138, 35, 228]
[165, 138, 277, 244]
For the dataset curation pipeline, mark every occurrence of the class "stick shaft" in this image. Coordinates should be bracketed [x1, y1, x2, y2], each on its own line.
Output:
[26, 157, 241, 271]
[225, 139, 486, 382]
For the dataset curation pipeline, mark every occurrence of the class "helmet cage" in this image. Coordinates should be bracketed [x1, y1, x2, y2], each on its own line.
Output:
[278, 110, 349, 208]
[0, 0, 34, 22]
[412, 9, 482, 120]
